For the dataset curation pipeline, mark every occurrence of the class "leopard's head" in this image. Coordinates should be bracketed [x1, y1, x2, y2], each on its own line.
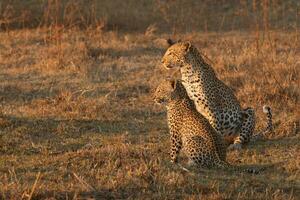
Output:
[161, 41, 194, 69]
[153, 79, 186, 105]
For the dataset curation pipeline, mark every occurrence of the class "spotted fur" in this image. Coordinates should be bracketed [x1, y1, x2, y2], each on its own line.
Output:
[161, 41, 273, 149]
[153, 79, 258, 173]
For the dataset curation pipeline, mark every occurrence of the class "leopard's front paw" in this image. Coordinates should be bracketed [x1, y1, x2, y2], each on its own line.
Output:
[228, 143, 242, 151]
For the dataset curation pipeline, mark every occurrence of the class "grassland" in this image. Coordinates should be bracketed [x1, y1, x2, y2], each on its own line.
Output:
[0, 27, 299, 199]
[1, 0, 300, 32]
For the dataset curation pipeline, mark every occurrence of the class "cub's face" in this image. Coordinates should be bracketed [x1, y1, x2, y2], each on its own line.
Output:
[161, 42, 191, 69]
[153, 80, 177, 105]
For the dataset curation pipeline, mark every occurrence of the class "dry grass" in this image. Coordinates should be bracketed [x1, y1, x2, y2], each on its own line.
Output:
[0, 28, 299, 199]
[1, 0, 299, 32]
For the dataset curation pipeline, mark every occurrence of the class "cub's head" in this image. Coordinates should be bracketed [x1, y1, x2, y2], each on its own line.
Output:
[153, 79, 186, 105]
[162, 41, 195, 69]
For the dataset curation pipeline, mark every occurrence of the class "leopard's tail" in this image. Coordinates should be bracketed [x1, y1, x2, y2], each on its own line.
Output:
[262, 105, 273, 134]
[215, 160, 259, 174]
[252, 105, 273, 141]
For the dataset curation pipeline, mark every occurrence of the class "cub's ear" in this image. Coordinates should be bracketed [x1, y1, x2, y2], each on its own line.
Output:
[183, 41, 192, 52]
[165, 76, 177, 89]
[170, 79, 177, 90]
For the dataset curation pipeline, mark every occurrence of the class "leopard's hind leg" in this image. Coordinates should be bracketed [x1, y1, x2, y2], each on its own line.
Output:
[184, 135, 221, 168]
[229, 108, 255, 150]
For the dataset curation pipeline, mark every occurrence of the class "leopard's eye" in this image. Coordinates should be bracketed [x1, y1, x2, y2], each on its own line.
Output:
[167, 50, 174, 55]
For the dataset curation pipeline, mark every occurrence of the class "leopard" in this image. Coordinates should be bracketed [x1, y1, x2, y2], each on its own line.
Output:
[153, 79, 258, 173]
[161, 41, 273, 150]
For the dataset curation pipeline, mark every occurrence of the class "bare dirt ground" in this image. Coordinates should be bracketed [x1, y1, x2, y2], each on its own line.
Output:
[0, 29, 299, 199]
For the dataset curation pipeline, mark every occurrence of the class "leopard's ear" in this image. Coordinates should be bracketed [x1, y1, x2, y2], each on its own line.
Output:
[170, 79, 177, 90]
[183, 41, 192, 52]
[167, 39, 183, 47]
[167, 38, 175, 47]
[165, 76, 177, 90]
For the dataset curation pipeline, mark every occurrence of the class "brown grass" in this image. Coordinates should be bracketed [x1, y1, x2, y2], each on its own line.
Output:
[0, 27, 299, 199]
[1, 0, 299, 32]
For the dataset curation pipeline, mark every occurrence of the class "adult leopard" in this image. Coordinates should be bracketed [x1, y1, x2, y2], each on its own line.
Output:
[161, 41, 273, 150]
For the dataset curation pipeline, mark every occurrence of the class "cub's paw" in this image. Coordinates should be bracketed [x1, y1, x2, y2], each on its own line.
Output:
[177, 163, 190, 172]
[251, 134, 264, 141]
[246, 168, 260, 174]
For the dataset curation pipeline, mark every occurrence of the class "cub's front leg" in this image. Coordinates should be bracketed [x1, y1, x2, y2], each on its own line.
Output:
[169, 129, 182, 163]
